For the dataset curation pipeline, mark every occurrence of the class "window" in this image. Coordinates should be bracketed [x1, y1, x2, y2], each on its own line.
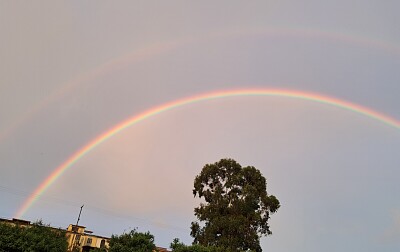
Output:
[86, 238, 92, 245]
[75, 234, 81, 245]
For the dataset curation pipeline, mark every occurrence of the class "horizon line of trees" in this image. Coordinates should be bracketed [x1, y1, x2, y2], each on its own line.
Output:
[0, 221, 221, 252]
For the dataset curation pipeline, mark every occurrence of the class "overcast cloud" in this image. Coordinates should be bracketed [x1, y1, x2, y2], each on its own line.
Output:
[1, 1, 400, 251]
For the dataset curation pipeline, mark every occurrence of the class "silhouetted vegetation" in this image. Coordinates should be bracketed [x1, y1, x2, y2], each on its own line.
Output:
[0, 220, 67, 252]
[108, 228, 156, 252]
[170, 238, 224, 252]
[190, 158, 280, 252]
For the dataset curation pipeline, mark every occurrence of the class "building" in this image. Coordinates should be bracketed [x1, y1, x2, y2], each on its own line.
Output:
[66, 224, 109, 252]
[0, 217, 31, 227]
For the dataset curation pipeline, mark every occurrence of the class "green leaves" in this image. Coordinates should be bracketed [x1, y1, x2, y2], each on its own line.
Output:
[108, 228, 156, 252]
[0, 220, 67, 252]
[170, 238, 224, 252]
[191, 159, 280, 252]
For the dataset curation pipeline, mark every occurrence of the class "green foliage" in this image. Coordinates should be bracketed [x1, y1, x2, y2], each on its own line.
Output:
[191, 159, 280, 252]
[0, 220, 68, 252]
[108, 228, 156, 252]
[170, 238, 224, 252]
[91, 248, 108, 252]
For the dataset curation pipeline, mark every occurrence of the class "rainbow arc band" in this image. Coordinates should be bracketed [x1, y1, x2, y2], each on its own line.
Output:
[2, 27, 400, 144]
[15, 88, 400, 218]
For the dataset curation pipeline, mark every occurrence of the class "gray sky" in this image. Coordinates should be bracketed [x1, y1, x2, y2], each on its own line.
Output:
[1, 1, 400, 251]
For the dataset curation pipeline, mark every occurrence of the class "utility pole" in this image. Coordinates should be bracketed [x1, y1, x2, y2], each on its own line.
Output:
[70, 205, 84, 252]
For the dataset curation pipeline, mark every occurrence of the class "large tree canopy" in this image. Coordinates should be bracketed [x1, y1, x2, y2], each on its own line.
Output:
[191, 159, 280, 252]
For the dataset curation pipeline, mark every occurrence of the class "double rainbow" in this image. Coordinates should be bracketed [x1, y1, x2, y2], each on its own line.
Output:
[15, 88, 400, 218]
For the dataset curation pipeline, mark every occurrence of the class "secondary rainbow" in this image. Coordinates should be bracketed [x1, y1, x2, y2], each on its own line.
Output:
[15, 88, 400, 218]
[3, 27, 400, 144]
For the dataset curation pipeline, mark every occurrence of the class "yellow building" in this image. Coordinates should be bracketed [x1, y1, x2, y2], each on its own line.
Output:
[66, 224, 109, 252]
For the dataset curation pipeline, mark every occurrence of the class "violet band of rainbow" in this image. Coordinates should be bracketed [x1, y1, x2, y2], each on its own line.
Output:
[15, 88, 400, 218]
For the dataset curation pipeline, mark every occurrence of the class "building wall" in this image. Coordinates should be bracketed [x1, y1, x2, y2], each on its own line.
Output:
[66, 224, 109, 252]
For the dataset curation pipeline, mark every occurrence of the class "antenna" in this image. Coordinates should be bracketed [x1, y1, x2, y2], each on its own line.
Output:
[76, 205, 84, 227]
[70, 205, 84, 252]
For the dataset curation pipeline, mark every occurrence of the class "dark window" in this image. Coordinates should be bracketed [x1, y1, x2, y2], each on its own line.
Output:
[86, 238, 92, 245]
[100, 239, 105, 248]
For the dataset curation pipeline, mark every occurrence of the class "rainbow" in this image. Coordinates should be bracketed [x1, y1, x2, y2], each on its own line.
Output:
[2, 27, 400, 143]
[15, 88, 400, 218]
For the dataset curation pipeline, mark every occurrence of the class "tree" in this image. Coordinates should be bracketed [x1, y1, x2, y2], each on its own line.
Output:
[108, 229, 156, 252]
[170, 238, 224, 252]
[0, 220, 68, 252]
[191, 159, 280, 252]
[92, 248, 108, 252]
[170, 238, 228, 252]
